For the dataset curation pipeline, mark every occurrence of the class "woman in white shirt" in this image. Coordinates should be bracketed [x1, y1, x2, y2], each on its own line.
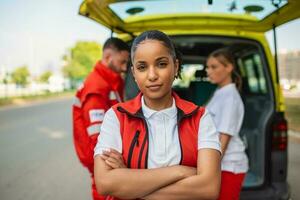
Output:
[206, 48, 249, 200]
[93, 30, 222, 200]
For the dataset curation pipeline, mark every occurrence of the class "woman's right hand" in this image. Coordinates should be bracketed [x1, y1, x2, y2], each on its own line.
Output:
[100, 148, 126, 169]
[176, 165, 197, 178]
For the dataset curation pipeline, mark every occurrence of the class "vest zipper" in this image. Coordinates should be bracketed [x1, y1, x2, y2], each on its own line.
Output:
[127, 130, 140, 168]
[178, 123, 183, 165]
[138, 119, 149, 168]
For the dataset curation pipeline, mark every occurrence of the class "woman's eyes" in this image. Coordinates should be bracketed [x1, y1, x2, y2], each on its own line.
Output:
[136, 61, 168, 71]
[206, 65, 217, 70]
[136, 64, 146, 71]
[211, 65, 217, 69]
[158, 62, 168, 68]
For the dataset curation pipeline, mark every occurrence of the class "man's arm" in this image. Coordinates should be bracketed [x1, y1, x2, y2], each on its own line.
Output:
[94, 155, 196, 199]
[75, 94, 109, 173]
[143, 149, 221, 200]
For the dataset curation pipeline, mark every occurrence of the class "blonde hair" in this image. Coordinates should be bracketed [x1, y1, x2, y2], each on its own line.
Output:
[208, 48, 242, 91]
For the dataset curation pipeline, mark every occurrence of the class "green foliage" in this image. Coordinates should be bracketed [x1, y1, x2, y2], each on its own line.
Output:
[62, 41, 102, 81]
[39, 71, 53, 83]
[11, 66, 30, 87]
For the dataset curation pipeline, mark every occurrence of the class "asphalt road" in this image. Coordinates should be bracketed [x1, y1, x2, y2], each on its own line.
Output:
[0, 98, 90, 200]
[288, 139, 300, 200]
[0, 97, 299, 200]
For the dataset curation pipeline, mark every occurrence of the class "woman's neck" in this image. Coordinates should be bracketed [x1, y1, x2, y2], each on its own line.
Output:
[218, 77, 233, 88]
[143, 91, 173, 111]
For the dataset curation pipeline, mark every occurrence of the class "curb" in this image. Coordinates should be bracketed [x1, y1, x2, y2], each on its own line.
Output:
[0, 95, 73, 111]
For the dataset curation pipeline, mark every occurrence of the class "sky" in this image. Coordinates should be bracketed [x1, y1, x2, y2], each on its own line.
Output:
[0, 0, 110, 76]
[0, 0, 299, 76]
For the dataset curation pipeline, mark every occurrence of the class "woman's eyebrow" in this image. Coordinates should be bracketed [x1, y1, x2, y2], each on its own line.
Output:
[156, 56, 169, 61]
[135, 60, 146, 64]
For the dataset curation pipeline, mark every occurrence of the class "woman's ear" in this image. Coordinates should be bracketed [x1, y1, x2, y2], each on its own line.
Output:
[102, 49, 113, 64]
[226, 63, 234, 73]
[131, 66, 137, 82]
[175, 59, 179, 78]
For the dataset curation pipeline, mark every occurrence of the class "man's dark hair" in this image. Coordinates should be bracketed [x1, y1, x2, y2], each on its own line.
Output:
[103, 37, 130, 52]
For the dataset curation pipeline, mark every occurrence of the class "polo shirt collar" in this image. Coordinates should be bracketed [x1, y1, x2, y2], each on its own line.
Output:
[141, 96, 177, 119]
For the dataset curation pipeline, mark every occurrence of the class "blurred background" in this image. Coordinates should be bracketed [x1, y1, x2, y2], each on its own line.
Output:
[0, 0, 299, 199]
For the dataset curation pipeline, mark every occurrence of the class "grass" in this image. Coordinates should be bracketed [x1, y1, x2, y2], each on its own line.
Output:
[284, 97, 300, 132]
[0, 90, 75, 107]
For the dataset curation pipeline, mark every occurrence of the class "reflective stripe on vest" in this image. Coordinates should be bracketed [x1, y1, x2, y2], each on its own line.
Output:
[109, 91, 122, 102]
[73, 96, 81, 108]
[87, 124, 101, 136]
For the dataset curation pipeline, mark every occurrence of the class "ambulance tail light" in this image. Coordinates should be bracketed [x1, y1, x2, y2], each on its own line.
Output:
[272, 114, 288, 151]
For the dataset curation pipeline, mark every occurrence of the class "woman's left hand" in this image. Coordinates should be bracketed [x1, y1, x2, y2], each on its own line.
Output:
[101, 149, 126, 169]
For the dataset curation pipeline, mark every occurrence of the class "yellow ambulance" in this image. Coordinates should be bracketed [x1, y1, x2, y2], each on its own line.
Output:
[79, 1, 300, 199]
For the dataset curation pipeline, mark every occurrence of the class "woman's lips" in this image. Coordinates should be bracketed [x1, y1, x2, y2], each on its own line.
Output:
[146, 84, 162, 91]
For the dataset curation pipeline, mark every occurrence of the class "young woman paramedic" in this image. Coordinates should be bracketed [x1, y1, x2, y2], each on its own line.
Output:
[206, 48, 249, 200]
[93, 30, 222, 200]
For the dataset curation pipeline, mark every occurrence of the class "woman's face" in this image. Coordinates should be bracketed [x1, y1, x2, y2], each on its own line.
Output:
[206, 56, 233, 87]
[132, 39, 178, 101]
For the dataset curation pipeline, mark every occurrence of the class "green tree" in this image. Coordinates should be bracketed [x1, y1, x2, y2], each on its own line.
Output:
[62, 41, 102, 85]
[39, 71, 53, 83]
[11, 66, 30, 87]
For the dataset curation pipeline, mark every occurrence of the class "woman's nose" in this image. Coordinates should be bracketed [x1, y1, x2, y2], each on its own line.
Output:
[206, 68, 211, 76]
[148, 66, 158, 81]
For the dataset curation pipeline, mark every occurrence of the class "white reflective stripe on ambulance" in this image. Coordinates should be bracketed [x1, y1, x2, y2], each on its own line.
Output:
[73, 96, 81, 108]
[87, 124, 101, 136]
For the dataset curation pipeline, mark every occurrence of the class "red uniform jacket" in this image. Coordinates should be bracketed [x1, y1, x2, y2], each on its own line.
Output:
[73, 61, 124, 173]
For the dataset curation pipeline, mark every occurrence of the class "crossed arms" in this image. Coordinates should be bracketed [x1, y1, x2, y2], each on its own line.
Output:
[94, 148, 221, 200]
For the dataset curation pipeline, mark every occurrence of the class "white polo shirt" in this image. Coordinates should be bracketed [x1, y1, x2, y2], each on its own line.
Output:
[94, 97, 221, 169]
[206, 83, 248, 173]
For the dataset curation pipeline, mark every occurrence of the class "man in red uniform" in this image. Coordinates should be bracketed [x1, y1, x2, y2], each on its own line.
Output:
[72, 37, 129, 200]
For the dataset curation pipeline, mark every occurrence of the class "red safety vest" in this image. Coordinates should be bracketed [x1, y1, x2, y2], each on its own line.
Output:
[106, 92, 205, 200]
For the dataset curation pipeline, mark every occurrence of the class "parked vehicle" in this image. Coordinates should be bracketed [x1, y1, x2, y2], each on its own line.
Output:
[79, 0, 300, 199]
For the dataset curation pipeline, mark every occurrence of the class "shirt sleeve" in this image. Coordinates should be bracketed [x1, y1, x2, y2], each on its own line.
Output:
[198, 109, 221, 153]
[217, 96, 241, 136]
[94, 108, 122, 156]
